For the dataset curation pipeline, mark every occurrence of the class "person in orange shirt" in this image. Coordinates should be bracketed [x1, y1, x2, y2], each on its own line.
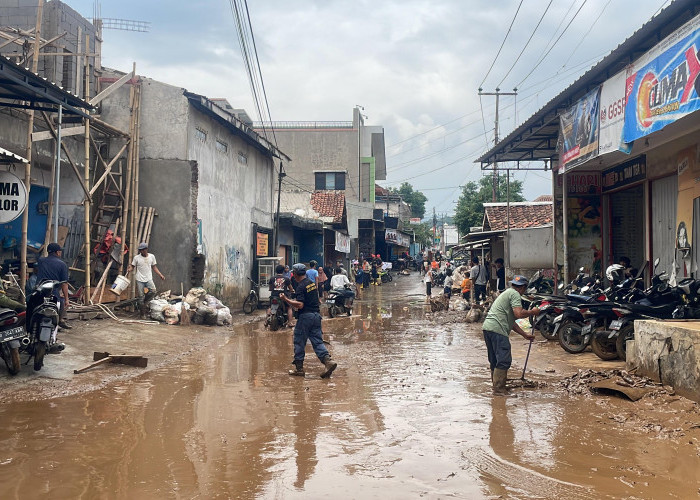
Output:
[461, 276, 471, 301]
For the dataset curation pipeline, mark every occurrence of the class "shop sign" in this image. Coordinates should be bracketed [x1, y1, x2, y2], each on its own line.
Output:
[602, 156, 646, 193]
[623, 14, 700, 142]
[256, 231, 269, 257]
[557, 171, 601, 195]
[334, 231, 350, 253]
[599, 70, 632, 155]
[385, 228, 410, 247]
[409, 218, 422, 224]
[0, 171, 27, 223]
[559, 87, 601, 170]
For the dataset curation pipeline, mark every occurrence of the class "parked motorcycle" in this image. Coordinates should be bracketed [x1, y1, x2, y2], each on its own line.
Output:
[379, 269, 393, 283]
[0, 308, 26, 375]
[326, 285, 354, 317]
[25, 280, 64, 371]
[265, 295, 288, 331]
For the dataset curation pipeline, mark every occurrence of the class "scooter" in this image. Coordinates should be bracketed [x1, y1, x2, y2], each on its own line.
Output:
[265, 295, 288, 331]
[0, 308, 27, 375]
[326, 285, 354, 317]
[24, 280, 64, 371]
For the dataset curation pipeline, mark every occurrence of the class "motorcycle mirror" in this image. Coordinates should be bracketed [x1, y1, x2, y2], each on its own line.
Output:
[558, 282, 564, 290]
[579, 267, 585, 272]
[653, 257, 660, 269]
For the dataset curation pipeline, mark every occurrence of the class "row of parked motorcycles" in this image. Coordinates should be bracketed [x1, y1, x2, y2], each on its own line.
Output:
[528, 259, 699, 361]
[0, 280, 64, 375]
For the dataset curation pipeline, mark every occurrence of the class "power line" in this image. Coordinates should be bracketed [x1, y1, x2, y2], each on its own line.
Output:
[479, 0, 524, 89]
[497, 0, 554, 88]
[516, 0, 590, 88]
[557, 0, 611, 74]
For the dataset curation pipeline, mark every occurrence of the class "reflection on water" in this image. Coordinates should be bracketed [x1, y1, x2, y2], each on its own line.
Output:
[0, 277, 698, 499]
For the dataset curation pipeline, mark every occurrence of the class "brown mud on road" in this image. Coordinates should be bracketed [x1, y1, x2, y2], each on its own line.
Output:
[1, 275, 699, 499]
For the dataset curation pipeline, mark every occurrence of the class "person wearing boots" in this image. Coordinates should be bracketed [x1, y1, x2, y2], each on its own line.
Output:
[482, 276, 539, 395]
[281, 263, 338, 378]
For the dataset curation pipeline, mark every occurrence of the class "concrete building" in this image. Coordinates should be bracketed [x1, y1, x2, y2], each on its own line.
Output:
[99, 75, 286, 304]
[254, 108, 386, 262]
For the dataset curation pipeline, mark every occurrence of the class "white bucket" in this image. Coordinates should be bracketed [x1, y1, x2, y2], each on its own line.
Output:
[109, 275, 130, 295]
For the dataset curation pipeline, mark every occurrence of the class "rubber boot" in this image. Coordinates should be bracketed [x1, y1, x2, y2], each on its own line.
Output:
[492, 368, 508, 396]
[320, 356, 337, 379]
[288, 360, 305, 377]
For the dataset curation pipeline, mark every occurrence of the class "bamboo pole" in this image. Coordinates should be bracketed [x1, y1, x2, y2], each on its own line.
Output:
[83, 33, 91, 304]
[42, 138, 57, 254]
[20, 0, 44, 291]
[129, 72, 141, 298]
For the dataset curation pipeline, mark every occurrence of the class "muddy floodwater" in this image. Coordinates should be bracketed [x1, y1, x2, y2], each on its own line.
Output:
[1, 277, 699, 499]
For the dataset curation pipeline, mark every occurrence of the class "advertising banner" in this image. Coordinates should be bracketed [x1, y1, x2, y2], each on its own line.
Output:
[601, 156, 646, 193]
[556, 171, 602, 195]
[623, 14, 700, 142]
[599, 70, 630, 155]
[0, 171, 27, 223]
[559, 87, 601, 170]
[334, 231, 350, 253]
[256, 231, 269, 257]
[385, 229, 410, 247]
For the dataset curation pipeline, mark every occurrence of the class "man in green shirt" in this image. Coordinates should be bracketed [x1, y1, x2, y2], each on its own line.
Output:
[482, 275, 540, 395]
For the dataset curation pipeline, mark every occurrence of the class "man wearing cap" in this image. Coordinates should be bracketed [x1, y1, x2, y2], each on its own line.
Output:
[280, 263, 338, 378]
[35, 242, 71, 329]
[127, 243, 165, 313]
[482, 275, 540, 395]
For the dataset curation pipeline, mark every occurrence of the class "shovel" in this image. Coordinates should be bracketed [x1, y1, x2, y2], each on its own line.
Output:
[74, 351, 148, 374]
[521, 330, 534, 381]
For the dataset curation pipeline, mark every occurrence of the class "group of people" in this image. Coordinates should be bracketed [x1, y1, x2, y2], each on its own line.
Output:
[355, 254, 386, 288]
[421, 255, 507, 304]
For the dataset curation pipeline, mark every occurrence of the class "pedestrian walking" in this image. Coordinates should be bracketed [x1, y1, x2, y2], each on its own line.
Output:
[127, 242, 166, 317]
[482, 276, 539, 395]
[424, 265, 434, 301]
[281, 263, 338, 378]
[470, 257, 489, 302]
[362, 258, 371, 289]
[317, 265, 328, 301]
[306, 260, 319, 286]
[443, 268, 453, 299]
[35, 242, 71, 329]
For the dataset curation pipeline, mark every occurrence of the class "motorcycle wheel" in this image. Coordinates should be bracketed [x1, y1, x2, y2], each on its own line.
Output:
[558, 321, 588, 354]
[615, 324, 634, 361]
[347, 308, 352, 316]
[387, 273, 393, 282]
[243, 294, 258, 314]
[537, 314, 558, 341]
[328, 305, 337, 318]
[1, 344, 21, 375]
[34, 341, 46, 371]
[591, 334, 619, 360]
[269, 315, 280, 331]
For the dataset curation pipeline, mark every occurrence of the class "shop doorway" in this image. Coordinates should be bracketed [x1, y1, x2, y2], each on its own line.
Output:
[651, 176, 678, 279]
[609, 185, 644, 273]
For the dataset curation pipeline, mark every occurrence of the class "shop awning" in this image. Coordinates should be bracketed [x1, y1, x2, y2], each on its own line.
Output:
[0, 56, 93, 118]
[0, 146, 27, 164]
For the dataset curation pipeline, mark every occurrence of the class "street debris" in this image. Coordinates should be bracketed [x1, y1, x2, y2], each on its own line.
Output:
[73, 351, 148, 374]
[560, 369, 669, 401]
[146, 287, 232, 326]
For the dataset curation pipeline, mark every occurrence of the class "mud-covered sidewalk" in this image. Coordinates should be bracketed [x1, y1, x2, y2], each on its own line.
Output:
[1, 274, 699, 499]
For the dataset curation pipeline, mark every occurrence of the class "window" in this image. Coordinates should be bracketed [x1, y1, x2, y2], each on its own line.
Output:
[195, 127, 207, 142]
[216, 139, 228, 154]
[315, 172, 346, 190]
[237, 151, 248, 164]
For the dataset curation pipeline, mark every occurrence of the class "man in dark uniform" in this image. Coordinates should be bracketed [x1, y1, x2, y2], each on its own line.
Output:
[268, 264, 295, 326]
[35, 242, 71, 329]
[281, 263, 338, 378]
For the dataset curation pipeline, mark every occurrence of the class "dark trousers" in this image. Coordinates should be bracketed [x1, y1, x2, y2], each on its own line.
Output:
[474, 284, 487, 302]
[483, 330, 512, 371]
[294, 312, 330, 362]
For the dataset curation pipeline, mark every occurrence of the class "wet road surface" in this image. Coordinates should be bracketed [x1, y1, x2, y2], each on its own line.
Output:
[1, 276, 699, 499]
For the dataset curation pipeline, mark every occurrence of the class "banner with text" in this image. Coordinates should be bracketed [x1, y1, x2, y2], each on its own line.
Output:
[385, 229, 410, 248]
[623, 14, 700, 142]
[559, 87, 601, 170]
[335, 231, 350, 253]
[599, 70, 631, 155]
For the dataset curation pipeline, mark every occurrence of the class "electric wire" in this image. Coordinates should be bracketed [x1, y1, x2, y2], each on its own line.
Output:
[557, 0, 611, 74]
[497, 0, 554, 88]
[479, 0, 524, 89]
[516, 0, 590, 88]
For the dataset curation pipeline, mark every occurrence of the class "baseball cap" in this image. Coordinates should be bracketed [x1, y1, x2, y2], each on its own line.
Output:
[510, 275, 529, 286]
[292, 263, 306, 275]
[47, 243, 62, 253]
[138, 242, 148, 250]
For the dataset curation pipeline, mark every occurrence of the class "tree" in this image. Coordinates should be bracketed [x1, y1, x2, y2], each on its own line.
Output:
[453, 175, 525, 235]
[411, 222, 434, 246]
[389, 182, 427, 219]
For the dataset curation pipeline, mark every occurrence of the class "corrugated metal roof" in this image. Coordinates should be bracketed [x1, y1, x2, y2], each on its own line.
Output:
[475, 0, 700, 167]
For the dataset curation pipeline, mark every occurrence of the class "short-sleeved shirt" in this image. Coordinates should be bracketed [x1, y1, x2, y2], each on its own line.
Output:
[424, 270, 433, 283]
[482, 288, 522, 337]
[330, 274, 350, 289]
[461, 278, 471, 292]
[131, 253, 157, 282]
[36, 254, 69, 297]
[470, 264, 488, 285]
[306, 268, 319, 283]
[295, 277, 320, 314]
[444, 276, 453, 288]
[268, 274, 292, 297]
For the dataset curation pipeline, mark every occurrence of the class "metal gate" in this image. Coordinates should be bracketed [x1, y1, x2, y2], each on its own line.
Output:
[651, 175, 678, 279]
[610, 185, 645, 271]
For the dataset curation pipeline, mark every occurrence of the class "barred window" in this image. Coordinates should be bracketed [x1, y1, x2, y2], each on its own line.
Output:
[195, 127, 207, 142]
[237, 152, 248, 164]
[216, 139, 228, 154]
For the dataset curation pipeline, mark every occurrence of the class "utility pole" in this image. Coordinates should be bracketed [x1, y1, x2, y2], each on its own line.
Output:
[478, 87, 517, 202]
[273, 160, 285, 257]
[432, 207, 437, 249]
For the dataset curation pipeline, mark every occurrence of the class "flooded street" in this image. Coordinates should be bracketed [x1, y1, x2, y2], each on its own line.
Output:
[1, 276, 699, 499]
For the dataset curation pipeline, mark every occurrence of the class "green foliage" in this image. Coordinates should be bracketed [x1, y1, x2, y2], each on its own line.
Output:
[389, 182, 427, 219]
[453, 175, 525, 235]
[411, 222, 434, 246]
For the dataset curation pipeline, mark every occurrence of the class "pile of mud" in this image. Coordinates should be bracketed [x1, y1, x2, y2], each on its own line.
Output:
[560, 368, 672, 400]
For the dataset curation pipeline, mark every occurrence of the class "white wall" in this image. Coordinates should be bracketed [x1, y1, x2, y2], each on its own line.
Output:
[509, 225, 553, 268]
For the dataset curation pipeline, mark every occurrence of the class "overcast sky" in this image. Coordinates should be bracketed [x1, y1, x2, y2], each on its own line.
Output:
[69, 0, 669, 215]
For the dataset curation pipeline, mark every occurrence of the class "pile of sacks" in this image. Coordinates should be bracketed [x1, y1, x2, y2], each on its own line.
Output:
[148, 287, 232, 326]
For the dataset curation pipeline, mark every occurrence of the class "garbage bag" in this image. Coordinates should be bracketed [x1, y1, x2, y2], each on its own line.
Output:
[185, 287, 207, 308]
[149, 298, 169, 322]
[217, 306, 232, 326]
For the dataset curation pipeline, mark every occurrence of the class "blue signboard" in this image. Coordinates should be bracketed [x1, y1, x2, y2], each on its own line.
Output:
[624, 15, 700, 142]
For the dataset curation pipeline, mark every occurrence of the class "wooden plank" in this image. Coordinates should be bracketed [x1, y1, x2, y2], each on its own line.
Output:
[32, 125, 85, 142]
[89, 70, 134, 106]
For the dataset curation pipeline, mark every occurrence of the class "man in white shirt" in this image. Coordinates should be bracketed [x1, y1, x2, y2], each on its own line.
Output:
[127, 243, 165, 307]
[329, 267, 354, 307]
[470, 256, 488, 302]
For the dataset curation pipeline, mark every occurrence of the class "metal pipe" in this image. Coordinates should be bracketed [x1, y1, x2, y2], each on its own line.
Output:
[506, 168, 510, 281]
[562, 169, 569, 285]
[53, 105, 62, 242]
[551, 165, 558, 294]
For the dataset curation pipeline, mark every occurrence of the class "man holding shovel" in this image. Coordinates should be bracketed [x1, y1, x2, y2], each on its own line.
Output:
[126, 243, 165, 317]
[482, 276, 539, 395]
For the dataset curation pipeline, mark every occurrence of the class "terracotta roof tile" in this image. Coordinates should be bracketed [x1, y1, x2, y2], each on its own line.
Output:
[484, 203, 552, 231]
[310, 190, 345, 224]
[534, 194, 553, 202]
